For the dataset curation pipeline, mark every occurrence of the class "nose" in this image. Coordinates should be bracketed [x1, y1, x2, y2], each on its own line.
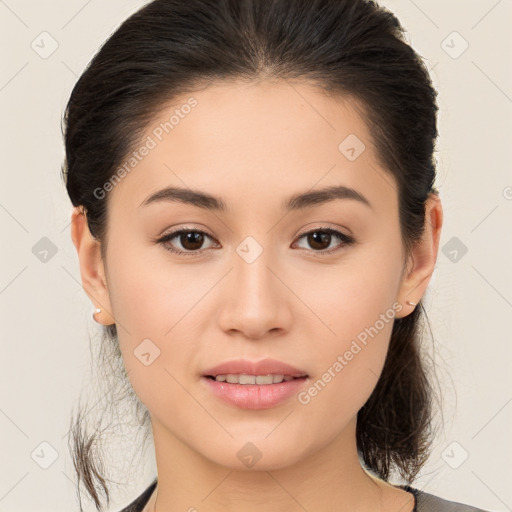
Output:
[217, 247, 293, 340]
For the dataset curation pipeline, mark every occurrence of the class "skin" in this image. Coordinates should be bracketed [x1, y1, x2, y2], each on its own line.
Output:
[71, 79, 443, 512]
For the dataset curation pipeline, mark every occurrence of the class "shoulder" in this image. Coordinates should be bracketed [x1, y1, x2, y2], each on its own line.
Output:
[405, 486, 493, 512]
[117, 479, 157, 512]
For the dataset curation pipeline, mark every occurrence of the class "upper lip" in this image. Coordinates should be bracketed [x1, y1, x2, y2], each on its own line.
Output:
[202, 358, 308, 378]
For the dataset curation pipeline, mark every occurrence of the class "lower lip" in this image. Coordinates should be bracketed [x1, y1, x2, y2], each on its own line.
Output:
[201, 376, 309, 410]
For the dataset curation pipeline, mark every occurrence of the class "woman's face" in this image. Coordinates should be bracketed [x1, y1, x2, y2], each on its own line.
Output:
[77, 80, 440, 470]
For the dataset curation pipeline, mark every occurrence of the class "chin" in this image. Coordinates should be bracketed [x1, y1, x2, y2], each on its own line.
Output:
[197, 437, 310, 472]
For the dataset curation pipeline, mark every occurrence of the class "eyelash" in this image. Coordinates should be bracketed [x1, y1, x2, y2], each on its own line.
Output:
[155, 226, 356, 258]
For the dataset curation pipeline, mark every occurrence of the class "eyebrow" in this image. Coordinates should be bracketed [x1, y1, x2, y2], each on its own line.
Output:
[139, 187, 227, 211]
[139, 184, 372, 212]
[285, 185, 372, 211]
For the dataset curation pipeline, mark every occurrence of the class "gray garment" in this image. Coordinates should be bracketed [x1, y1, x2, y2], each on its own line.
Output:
[119, 480, 493, 511]
[406, 486, 491, 512]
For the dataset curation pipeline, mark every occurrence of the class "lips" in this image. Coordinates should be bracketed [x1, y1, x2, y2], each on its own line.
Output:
[202, 358, 309, 379]
[201, 358, 309, 409]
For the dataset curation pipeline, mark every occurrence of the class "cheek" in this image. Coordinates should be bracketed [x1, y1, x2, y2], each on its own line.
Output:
[291, 251, 401, 422]
[103, 250, 193, 405]
[105, 258, 225, 419]
[296, 311, 395, 440]
[291, 251, 401, 347]
[106, 242, 198, 340]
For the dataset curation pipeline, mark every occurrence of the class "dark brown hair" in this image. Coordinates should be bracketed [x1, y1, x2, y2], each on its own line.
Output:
[62, 0, 440, 510]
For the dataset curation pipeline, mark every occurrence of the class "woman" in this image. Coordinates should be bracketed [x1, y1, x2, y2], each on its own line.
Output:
[63, 0, 491, 511]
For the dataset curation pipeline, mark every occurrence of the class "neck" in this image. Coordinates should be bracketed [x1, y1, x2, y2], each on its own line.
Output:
[145, 416, 409, 512]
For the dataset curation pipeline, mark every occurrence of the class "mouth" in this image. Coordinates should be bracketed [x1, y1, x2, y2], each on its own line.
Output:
[200, 358, 309, 408]
[204, 373, 308, 385]
[201, 372, 310, 410]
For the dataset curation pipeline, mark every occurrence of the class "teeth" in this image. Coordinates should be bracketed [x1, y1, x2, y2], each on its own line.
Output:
[212, 374, 300, 384]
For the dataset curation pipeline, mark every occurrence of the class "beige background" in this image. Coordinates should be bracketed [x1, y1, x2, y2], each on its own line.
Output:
[1, 0, 511, 511]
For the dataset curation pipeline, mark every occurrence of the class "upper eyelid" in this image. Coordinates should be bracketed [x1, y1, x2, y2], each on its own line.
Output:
[160, 227, 216, 242]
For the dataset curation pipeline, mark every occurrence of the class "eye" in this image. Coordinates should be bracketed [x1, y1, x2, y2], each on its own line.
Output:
[156, 228, 219, 256]
[292, 227, 355, 256]
[155, 226, 355, 257]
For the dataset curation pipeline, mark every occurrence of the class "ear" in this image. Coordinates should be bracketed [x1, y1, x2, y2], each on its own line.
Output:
[395, 192, 443, 319]
[70, 206, 115, 325]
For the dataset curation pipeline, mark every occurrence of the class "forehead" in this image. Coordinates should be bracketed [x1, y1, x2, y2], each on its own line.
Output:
[107, 79, 397, 215]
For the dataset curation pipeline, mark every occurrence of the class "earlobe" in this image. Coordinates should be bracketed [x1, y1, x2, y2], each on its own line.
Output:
[395, 193, 443, 318]
[70, 206, 115, 325]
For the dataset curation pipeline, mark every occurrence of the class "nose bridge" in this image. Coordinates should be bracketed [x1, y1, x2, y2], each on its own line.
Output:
[218, 238, 290, 338]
